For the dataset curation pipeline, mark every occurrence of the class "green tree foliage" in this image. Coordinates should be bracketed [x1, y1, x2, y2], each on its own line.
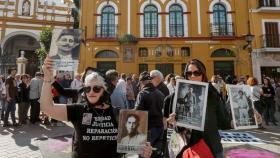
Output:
[36, 27, 52, 61]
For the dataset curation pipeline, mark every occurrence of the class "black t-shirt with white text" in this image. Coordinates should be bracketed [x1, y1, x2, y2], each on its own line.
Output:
[67, 104, 119, 158]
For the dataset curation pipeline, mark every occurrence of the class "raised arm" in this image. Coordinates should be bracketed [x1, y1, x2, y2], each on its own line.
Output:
[40, 56, 68, 121]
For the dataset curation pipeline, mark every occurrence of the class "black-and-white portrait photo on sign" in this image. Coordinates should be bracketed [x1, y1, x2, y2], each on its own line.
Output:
[172, 79, 209, 131]
[117, 110, 148, 154]
[49, 29, 81, 71]
[227, 85, 258, 130]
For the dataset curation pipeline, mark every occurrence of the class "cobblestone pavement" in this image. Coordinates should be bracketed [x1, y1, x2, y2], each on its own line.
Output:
[0, 112, 279, 158]
[0, 121, 73, 158]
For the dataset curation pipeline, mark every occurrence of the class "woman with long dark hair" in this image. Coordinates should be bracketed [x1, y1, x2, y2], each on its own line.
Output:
[262, 77, 277, 126]
[166, 59, 231, 158]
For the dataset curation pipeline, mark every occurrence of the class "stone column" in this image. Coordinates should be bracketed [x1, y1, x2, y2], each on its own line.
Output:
[16, 50, 28, 74]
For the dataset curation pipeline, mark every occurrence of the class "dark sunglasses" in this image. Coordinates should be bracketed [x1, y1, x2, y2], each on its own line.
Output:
[83, 86, 103, 93]
[185, 71, 202, 77]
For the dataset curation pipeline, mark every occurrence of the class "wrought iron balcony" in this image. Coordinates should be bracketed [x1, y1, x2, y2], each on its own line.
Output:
[210, 22, 235, 37]
[95, 24, 118, 38]
[144, 24, 158, 37]
[261, 34, 280, 48]
[259, 0, 280, 7]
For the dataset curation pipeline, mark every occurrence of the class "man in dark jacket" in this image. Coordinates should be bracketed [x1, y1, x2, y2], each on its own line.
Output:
[150, 70, 169, 97]
[135, 71, 165, 158]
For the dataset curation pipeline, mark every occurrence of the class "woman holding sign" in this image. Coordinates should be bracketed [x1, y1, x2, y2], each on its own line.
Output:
[166, 59, 231, 158]
[40, 56, 152, 158]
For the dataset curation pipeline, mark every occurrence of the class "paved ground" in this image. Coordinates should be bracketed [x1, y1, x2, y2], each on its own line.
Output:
[0, 111, 279, 158]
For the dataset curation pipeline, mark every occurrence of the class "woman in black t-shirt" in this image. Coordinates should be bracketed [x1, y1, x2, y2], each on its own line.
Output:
[40, 56, 153, 158]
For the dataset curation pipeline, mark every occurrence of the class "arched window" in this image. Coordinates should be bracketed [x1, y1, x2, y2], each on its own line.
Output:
[99, 6, 116, 38]
[95, 50, 118, 58]
[144, 5, 158, 37]
[169, 4, 184, 37]
[212, 3, 231, 36]
[22, 0, 31, 16]
[211, 49, 235, 57]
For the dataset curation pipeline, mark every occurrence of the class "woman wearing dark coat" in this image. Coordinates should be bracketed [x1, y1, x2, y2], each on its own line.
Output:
[18, 74, 30, 124]
[166, 59, 231, 158]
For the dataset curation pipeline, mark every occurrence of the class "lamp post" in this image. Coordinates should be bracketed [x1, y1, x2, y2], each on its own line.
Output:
[243, 20, 255, 76]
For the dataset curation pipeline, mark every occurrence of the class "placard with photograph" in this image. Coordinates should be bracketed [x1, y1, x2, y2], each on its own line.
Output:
[172, 79, 209, 131]
[227, 85, 258, 129]
[49, 29, 81, 71]
[117, 110, 148, 154]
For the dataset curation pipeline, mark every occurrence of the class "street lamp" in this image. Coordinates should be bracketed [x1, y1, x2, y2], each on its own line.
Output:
[243, 21, 255, 56]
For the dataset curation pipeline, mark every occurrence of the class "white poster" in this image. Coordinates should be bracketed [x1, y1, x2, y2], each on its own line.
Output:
[227, 84, 258, 130]
[172, 79, 209, 131]
[49, 29, 81, 71]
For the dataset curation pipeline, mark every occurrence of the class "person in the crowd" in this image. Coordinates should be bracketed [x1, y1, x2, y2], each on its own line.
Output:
[135, 71, 165, 158]
[131, 74, 139, 99]
[15, 74, 22, 87]
[164, 73, 175, 85]
[59, 73, 73, 104]
[262, 77, 277, 126]
[29, 72, 43, 124]
[0, 75, 3, 116]
[111, 73, 128, 119]
[3, 68, 19, 127]
[126, 77, 135, 109]
[247, 77, 265, 129]
[237, 75, 246, 85]
[70, 73, 83, 103]
[167, 76, 176, 94]
[1, 76, 7, 123]
[105, 69, 119, 95]
[166, 59, 231, 158]
[40, 56, 153, 158]
[275, 79, 280, 112]
[119, 113, 146, 145]
[211, 75, 220, 93]
[18, 74, 30, 125]
[150, 70, 169, 97]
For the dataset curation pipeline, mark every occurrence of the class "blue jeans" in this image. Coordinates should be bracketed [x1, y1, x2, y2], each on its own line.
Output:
[4, 98, 16, 124]
[215, 151, 224, 158]
[0, 98, 7, 120]
[148, 126, 164, 158]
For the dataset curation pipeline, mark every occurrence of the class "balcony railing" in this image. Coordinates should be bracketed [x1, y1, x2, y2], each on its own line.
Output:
[169, 24, 184, 37]
[95, 24, 118, 38]
[259, 0, 280, 7]
[144, 24, 158, 37]
[261, 34, 280, 48]
[210, 22, 235, 36]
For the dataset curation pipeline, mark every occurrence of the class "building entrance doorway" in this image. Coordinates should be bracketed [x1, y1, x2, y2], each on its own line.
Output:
[214, 61, 234, 79]
[155, 64, 174, 77]
[97, 61, 116, 74]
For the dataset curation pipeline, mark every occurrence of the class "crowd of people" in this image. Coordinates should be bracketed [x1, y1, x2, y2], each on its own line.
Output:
[0, 57, 279, 158]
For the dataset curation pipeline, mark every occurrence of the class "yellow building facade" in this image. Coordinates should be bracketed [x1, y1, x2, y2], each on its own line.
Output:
[79, 0, 256, 79]
[250, 0, 280, 82]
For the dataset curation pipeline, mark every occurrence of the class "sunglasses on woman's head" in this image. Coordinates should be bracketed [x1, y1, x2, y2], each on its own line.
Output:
[83, 85, 103, 93]
[185, 71, 202, 77]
